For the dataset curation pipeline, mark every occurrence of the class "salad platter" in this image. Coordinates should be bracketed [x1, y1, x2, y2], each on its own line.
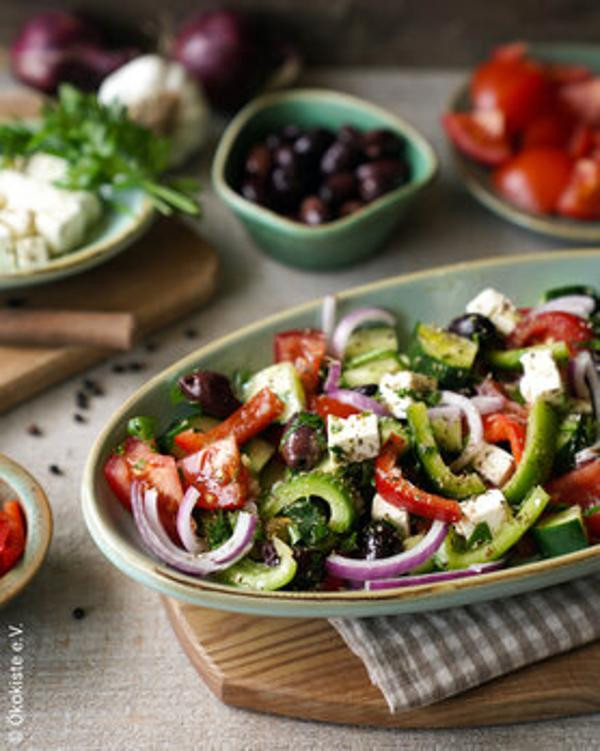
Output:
[83, 250, 600, 619]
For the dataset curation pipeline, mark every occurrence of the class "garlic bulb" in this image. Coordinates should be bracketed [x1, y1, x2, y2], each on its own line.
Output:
[98, 54, 209, 167]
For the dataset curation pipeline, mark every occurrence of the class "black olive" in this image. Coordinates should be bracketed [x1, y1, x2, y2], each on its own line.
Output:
[358, 520, 403, 560]
[281, 424, 323, 470]
[447, 313, 502, 348]
[178, 370, 241, 418]
[363, 129, 405, 160]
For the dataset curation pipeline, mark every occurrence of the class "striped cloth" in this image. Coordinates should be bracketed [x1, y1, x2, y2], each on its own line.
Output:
[330, 574, 600, 712]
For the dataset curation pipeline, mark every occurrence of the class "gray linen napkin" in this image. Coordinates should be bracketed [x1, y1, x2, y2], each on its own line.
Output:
[330, 573, 600, 712]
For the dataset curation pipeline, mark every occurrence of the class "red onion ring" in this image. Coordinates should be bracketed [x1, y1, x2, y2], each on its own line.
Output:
[323, 360, 342, 393]
[326, 388, 391, 417]
[330, 307, 396, 360]
[533, 295, 596, 319]
[427, 405, 462, 422]
[572, 351, 600, 418]
[131, 482, 256, 576]
[576, 443, 600, 466]
[321, 294, 337, 346]
[325, 520, 447, 581]
[364, 559, 505, 590]
[442, 391, 484, 471]
[176, 486, 206, 554]
[470, 394, 506, 414]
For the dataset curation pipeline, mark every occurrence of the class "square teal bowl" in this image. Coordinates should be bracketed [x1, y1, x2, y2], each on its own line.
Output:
[212, 88, 438, 270]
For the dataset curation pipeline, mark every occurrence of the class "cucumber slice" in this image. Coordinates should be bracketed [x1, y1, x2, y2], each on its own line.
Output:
[542, 285, 598, 306]
[486, 341, 569, 370]
[243, 438, 275, 475]
[408, 323, 478, 389]
[554, 413, 595, 475]
[244, 361, 305, 423]
[379, 416, 409, 445]
[533, 506, 588, 558]
[262, 471, 356, 533]
[341, 355, 402, 388]
[217, 537, 297, 591]
[344, 326, 398, 367]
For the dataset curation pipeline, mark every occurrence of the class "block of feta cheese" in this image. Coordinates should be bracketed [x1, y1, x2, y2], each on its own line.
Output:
[455, 489, 510, 541]
[327, 412, 380, 465]
[0, 208, 34, 238]
[14, 236, 49, 269]
[371, 492, 410, 537]
[0, 224, 15, 271]
[519, 347, 563, 404]
[24, 153, 69, 184]
[471, 442, 515, 486]
[379, 370, 438, 419]
[35, 206, 86, 255]
[466, 287, 521, 335]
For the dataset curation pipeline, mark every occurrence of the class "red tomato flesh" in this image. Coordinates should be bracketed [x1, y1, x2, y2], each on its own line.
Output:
[508, 310, 593, 355]
[557, 158, 600, 220]
[310, 394, 361, 420]
[0, 500, 26, 576]
[442, 110, 512, 166]
[274, 329, 326, 395]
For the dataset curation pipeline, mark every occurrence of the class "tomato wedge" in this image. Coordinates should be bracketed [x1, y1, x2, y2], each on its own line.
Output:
[274, 329, 326, 395]
[483, 412, 527, 463]
[522, 113, 571, 150]
[374, 437, 462, 523]
[546, 459, 600, 539]
[0, 500, 26, 576]
[560, 78, 600, 126]
[508, 310, 593, 356]
[310, 394, 361, 420]
[442, 110, 512, 166]
[179, 436, 251, 510]
[174, 388, 284, 454]
[492, 148, 573, 214]
[557, 158, 600, 220]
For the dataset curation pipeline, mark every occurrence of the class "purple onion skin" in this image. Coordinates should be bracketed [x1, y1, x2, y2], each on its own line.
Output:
[11, 10, 137, 93]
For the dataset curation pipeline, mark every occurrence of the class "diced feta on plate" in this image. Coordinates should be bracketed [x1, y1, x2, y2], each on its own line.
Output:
[35, 206, 86, 255]
[327, 412, 380, 465]
[379, 370, 437, 419]
[455, 489, 510, 541]
[371, 492, 410, 537]
[519, 347, 563, 404]
[15, 236, 49, 269]
[466, 287, 521, 335]
[471, 442, 515, 486]
[0, 208, 34, 238]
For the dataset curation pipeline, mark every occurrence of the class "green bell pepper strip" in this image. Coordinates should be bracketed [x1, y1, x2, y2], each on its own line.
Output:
[443, 484, 550, 569]
[485, 341, 569, 370]
[217, 537, 297, 590]
[407, 401, 486, 500]
[502, 398, 560, 506]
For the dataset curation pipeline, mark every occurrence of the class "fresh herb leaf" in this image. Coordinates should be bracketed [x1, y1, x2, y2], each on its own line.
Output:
[285, 498, 330, 547]
[127, 415, 158, 442]
[197, 510, 233, 549]
[466, 522, 493, 549]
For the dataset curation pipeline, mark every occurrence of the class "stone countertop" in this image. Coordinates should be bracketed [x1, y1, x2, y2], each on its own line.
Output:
[0, 68, 598, 751]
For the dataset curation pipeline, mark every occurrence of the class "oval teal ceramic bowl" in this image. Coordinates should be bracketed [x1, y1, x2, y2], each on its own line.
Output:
[0, 454, 52, 608]
[448, 43, 600, 242]
[212, 88, 438, 270]
[0, 189, 154, 290]
[82, 251, 600, 618]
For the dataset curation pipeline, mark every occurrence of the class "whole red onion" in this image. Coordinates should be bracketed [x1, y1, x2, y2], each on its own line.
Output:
[11, 10, 137, 94]
[173, 9, 298, 113]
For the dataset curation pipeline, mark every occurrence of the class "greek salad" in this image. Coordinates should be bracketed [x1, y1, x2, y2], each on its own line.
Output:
[104, 285, 600, 592]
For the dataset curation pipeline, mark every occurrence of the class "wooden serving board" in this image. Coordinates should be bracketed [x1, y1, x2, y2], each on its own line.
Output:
[0, 218, 218, 412]
[164, 597, 600, 728]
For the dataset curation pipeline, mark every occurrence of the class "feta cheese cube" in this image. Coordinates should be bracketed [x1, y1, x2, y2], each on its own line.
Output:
[327, 413, 380, 465]
[379, 370, 438, 419]
[0, 208, 34, 238]
[519, 347, 563, 404]
[24, 153, 69, 183]
[35, 206, 86, 255]
[455, 489, 510, 541]
[371, 493, 410, 537]
[14, 236, 49, 269]
[466, 287, 521, 335]
[471, 442, 515, 486]
[0, 224, 15, 271]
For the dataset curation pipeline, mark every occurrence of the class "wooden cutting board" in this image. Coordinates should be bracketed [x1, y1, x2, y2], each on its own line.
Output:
[0, 218, 218, 412]
[163, 597, 600, 728]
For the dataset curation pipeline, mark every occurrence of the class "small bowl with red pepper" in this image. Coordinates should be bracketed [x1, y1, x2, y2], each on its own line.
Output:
[0, 454, 52, 608]
[443, 42, 600, 240]
[213, 88, 437, 270]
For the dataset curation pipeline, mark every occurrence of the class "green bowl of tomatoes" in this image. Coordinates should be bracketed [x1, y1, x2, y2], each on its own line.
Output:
[444, 42, 600, 241]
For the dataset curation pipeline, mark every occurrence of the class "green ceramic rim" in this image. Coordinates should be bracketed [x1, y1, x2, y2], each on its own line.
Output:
[212, 87, 438, 238]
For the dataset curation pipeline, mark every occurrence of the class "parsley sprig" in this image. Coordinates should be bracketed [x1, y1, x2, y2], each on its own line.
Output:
[0, 84, 200, 216]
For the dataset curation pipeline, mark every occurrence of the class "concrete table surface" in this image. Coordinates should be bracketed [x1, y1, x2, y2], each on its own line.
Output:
[0, 68, 598, 751]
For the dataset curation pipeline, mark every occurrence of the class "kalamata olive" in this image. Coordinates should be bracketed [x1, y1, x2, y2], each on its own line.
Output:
[294, 127, 335, 160]
[265, 132, 283, 151]
[280, 416, 324, 471]
[270, 166, 302, 210]
[339, 199, 364, 217]
[447, 313, 502, 348]
[178, 370, 241, 418]
[357, 159, 408, 202]
[299, 196, 330, 226]
[240, 177, 268, 204]
[358, 520, 403, 560]
[274, 144, 297, 169]
[281, 124, 302, 142]
[353, 384, 378, 396]
[338, 124, 363, 148]
[319, 171, 357, 205]
[245, 144, 271, 179]
[363, 129, 405, 160]
[320, 140, 360, 175]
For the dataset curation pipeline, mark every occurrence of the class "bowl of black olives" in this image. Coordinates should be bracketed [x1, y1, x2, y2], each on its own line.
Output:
[212, 88, 438, 270]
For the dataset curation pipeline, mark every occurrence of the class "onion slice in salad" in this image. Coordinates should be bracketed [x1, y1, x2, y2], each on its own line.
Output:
[326, 388, 391, 417]
[427, 405, 462, 422]
[571, 350, 600, 418]
[470, 394, 506, 414]
[442, 391, 484, 471]
[131, 482, 256, 576]
[533, 295, 596, 319]
[321, 294, 337, 346]
[323, 360, 342, 392]
[176, 486, 206, 554]
[364, 560, 505, 590]
[330, 307, 396, 359]
[325, 520, 447, 581]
